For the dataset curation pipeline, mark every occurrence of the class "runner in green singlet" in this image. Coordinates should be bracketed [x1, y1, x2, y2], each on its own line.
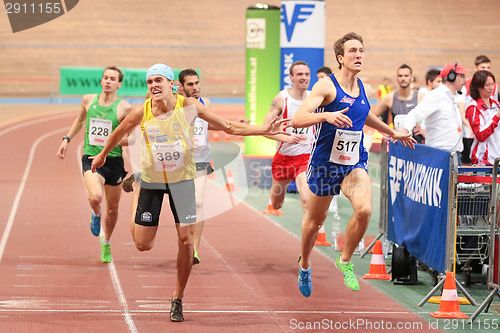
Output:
[56, 66, 132, 263]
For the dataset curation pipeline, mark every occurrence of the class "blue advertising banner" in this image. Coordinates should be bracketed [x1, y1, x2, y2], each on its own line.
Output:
[387, 142, 450, 273]
[280, 0, 325, 89]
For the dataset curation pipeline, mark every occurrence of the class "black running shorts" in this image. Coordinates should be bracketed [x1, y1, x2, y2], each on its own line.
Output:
[82, 155, 127, 186]
[135, 179, 197, 226]
[195, 162, 214, 174]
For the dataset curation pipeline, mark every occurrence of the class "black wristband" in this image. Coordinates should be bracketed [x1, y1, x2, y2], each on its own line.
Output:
[62, 135, 71, 143]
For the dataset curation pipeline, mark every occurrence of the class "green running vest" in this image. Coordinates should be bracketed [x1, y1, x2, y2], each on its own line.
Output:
[84, 95, 122, 157]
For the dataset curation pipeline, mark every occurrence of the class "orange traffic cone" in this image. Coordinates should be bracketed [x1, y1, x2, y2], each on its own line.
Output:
[363, 240, 391, 280]
[430, 272, 468, 319]
[314, 225, 331, 246]
[225, 168, 235, 192]
[262, 199, 284, 216]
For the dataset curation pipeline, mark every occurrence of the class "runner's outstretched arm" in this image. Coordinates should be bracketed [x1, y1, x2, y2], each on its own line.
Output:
[365, 112, 416, 148]
[187, 98, 288, 136]
[90, 105, 143, 171]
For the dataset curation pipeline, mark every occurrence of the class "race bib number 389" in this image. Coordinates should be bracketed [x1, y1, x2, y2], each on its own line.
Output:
[152, 141, 184, 171]
[89, 118, 112, 146]
[329, 129, 362, 165]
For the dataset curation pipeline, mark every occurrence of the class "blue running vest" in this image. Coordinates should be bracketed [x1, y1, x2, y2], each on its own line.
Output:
[310, 74, 371, 167]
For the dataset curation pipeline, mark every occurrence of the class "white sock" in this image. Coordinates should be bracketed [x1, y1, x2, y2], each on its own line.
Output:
[340, 257, 350, 264]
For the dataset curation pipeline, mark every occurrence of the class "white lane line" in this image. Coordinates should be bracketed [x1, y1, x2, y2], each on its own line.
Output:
[203, 179, 322, 260]
[202, 237, 256, 293]
[71, 137, 138, 332]
[129, 256, 166, 260]
[16, 265, 102, 271]
[14, 285, 94, 288]
[0, 309, 123, 313]
[15, 274, 89, 277]
[0, 118, 138, 332]
[0, 113, 72, 137]
[201, 217, 292, 331]
[19, 256, 66, 259]
[0, 308, 426, 315]
[238, 197, 335, 263]
[0, 127, 67, 263]
[108, 262, 138, 333]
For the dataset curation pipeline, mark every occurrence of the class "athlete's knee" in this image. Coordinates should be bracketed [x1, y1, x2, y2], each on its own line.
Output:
[306, 212, 328, 228]
[106, 207, 118, 218]
[88, 195, 102, 208]
[177, 232, 194, 249]
[135, 240, 153, 252]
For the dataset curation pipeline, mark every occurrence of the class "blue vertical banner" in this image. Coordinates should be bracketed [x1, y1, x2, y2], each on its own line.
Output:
[280, 0, 325, 89]
[387, 142, 450, 273]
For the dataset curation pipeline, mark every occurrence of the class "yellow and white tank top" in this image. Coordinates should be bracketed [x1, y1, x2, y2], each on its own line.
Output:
[140, 95, 195, 184]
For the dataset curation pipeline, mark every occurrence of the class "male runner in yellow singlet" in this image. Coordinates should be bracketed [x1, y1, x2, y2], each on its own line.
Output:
[90, 64, 286, 322]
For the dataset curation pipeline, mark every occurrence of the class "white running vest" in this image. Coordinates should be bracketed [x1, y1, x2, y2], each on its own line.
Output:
[277, 89, 313, 156]
[193, 97, 212, 163]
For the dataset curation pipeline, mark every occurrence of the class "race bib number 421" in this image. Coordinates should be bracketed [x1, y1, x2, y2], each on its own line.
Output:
[290, 127, 313, 144]
[329, 129, 362, 165]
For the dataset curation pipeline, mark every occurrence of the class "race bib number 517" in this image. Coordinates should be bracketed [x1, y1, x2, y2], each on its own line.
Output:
[329, 129, 362, 165]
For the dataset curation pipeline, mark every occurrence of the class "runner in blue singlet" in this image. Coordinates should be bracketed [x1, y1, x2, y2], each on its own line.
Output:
[291, 32, 415, 296]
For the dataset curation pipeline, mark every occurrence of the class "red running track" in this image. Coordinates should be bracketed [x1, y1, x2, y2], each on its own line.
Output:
[0, 113, 439, 332]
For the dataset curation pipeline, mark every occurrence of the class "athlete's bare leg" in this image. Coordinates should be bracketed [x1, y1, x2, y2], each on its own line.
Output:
[193, 169, 208, 253]
[294, 172, 309, 211]
[269, 178, 291, 210]
[102, 184, 122, 241]
[339, 168, 372, 261]
[132, 224, 159, 252]
[299, 187, 332, 269]
[173, 223, 195, 299]
[83, 171, 105, 216]
[129, 180, 141, 241]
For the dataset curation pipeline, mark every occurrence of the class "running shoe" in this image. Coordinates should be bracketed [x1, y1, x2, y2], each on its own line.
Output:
[297, 256, 312, 297]
[100, 239, 112, 263]
[170, 298, 184, 322]
[90, 212, 101, 237]
[335, 256, 360, 291]
[193, 249, 200, 265]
